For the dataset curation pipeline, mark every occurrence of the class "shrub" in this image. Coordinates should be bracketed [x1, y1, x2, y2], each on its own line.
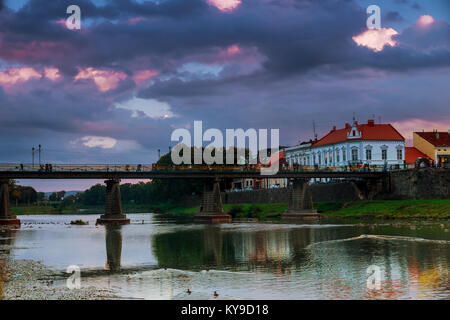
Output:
[228, 205, 243, 217]
[248, 205, 263, 218]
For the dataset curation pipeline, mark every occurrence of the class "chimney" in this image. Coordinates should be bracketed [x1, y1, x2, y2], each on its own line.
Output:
[448, 129, 450, 136]
[345, 123, 350, 129]
[354, 121, 358, 126]
[368, 119, 375, 127]
[332, 125, 336, 131]
[436, 131, 440, 139]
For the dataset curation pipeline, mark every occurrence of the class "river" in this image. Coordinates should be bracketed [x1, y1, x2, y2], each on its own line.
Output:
[1, 214, 449, 300]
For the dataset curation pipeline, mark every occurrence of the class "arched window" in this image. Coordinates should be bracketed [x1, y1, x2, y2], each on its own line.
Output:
[351, 147, 358, 161]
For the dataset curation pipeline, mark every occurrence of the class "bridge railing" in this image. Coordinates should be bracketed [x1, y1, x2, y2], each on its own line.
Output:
[0, 164, 153, 173]
[0, 162, 421, 173]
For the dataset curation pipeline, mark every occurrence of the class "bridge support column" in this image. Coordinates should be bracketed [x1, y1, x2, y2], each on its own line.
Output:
[0, 180, 20, 226]
[96, 179, 130, 225]
[282, 178, 319, 220]
[195, 179, 231, 224]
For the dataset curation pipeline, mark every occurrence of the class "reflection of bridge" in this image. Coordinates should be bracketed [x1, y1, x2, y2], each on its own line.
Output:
[0, 163, 391, 225]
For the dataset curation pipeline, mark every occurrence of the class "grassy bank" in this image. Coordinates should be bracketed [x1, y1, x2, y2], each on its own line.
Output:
[11, 203, 176, 215]
[165, 199, 450, 220]
[11, 206, 79, 215]
[11, 199, 450, 219]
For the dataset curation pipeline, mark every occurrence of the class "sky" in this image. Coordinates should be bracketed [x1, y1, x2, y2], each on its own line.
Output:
[0, 0, 449, 192]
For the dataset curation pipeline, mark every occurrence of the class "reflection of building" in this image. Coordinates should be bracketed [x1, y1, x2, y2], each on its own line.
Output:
[413, 130, 450, 165]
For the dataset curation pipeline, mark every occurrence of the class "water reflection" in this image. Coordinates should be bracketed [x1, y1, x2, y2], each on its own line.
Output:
[153, 226, 317, 272]
[104, 225, 122, 272]
[1, 214, 449, 299]
[151, 223, 450, 299]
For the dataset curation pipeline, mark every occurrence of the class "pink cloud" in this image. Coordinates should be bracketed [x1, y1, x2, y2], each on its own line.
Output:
[128, 17, 147, 25]
[74, 67, 127, 92]
[416, 15, 434, 28]
[206, 0, 241, 12]
[0, 67, 42, 87]
[392, 118, 450, 145]
[44, 67, 61, 81]
[132, 69, 159, 85]
[75, 120, 126, 134]
[225, 44, 241, 56]
[352, 28, 398, 52]
[54, 19, 67, 28]
[1, 40, 67, 63]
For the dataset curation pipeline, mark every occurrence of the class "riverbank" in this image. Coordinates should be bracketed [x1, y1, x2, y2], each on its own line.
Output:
[10, 199, 450, 219]
[10, 203, 165, 215]
[0, 255, 118, 300]
[164, 199, 450, 220]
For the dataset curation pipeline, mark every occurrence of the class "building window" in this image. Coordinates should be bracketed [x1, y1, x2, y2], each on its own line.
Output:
[352, 148, 358, 161]
[382, 149, 387, 160]
[397, 149, 402, 160]
[336, 151, 340, 163]
[366, 149, 372, 160]
[343, 150, 346, 162]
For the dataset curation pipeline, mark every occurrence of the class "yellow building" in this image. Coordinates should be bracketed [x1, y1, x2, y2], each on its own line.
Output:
[413, 131, 450, 165]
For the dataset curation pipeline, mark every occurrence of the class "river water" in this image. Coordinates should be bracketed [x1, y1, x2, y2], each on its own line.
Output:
[1, 214, 449, 299]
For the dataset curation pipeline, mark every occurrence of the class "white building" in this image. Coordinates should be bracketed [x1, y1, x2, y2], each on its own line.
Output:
[310, 119, 405, 167]
[285, 141, 313, 166]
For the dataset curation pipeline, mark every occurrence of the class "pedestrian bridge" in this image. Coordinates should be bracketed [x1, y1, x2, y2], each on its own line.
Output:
[0, 163, 393, 179]
[0, 163, 396, 226]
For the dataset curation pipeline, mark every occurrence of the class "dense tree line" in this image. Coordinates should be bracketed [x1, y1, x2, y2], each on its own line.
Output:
[7, 180, 39, 205]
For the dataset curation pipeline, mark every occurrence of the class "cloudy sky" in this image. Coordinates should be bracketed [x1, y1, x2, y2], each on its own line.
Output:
[0, 0, 449, 191]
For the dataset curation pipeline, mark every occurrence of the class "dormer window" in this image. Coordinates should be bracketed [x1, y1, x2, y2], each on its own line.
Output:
[347, 122, 361, 139]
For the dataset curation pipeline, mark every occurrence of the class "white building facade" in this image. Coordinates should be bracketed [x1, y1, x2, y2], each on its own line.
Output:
[285, 141, 313, 166]
[287, 120, 405, 168]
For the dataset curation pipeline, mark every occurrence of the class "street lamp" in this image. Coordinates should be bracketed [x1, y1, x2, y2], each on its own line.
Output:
[32, 145, 42, 169]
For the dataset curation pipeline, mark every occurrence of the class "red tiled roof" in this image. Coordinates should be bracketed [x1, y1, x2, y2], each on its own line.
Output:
[312, 123, 404, 147]
[415, 132, 450, 147]
[405, 147, 430, 163]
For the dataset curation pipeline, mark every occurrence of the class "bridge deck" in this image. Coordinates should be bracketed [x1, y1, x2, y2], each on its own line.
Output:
[0, 164, 394, 179]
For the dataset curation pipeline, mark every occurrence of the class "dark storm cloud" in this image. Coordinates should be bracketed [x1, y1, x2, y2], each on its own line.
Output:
[384, 11, 404, 22]
[1, 0, 448, 77]
[411, 3, 422, 10]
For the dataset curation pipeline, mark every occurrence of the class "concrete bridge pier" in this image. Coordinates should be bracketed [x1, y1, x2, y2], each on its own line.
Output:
[96, 179, 130, 225]
[0, 180, 20, 226]
[282, 178, 319, 220]
[195, 179, 232, 223]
